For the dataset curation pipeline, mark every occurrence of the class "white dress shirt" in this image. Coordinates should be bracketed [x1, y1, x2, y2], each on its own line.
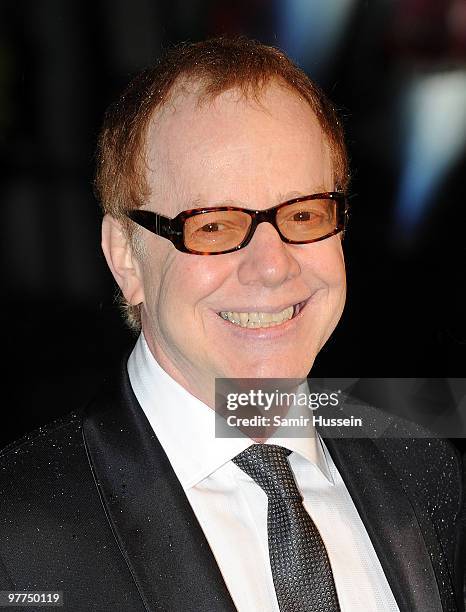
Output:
[127, 333, 399, 612]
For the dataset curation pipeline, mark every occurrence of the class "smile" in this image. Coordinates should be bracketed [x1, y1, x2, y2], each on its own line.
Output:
[218, 301, 307, 328]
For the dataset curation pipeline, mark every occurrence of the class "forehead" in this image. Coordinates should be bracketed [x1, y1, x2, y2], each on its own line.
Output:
[144, 80, 333, 214]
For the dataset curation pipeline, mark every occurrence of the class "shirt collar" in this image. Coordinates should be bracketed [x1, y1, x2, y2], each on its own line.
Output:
[127, 333, 333, 490]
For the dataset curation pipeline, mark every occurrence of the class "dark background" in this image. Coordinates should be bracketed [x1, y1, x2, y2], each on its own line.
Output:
[1, 0, 465, 449]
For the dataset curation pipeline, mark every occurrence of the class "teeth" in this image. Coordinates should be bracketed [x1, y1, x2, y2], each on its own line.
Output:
[239, 312, 248, 325]
[219, 305, 294, 328]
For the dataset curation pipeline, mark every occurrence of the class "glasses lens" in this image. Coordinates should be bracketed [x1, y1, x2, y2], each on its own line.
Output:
[276, 198, 337, 241]
[184, 210, 252, 253]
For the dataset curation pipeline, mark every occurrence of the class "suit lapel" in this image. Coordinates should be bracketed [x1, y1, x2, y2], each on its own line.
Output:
[81, 364, 237, 612]
[324, 436, 447, 612]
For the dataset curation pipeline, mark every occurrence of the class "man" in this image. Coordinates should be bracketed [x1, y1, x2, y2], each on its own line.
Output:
[0, 37, 463, 611]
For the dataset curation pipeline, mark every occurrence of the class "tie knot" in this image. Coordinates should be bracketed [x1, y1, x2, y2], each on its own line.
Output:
[232, 444, 302, 500]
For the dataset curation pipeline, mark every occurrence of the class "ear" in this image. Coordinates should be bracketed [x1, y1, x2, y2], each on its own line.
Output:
[101, 214, 145, 306]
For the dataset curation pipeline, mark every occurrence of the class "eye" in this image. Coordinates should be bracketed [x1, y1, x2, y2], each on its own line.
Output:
[199, 222, 223, 232]
[293, 211, 313, 222]
[291, 210, 322, 223]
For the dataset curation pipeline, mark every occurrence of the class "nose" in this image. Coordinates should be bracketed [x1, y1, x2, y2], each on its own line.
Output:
[236, 221, 301, 287]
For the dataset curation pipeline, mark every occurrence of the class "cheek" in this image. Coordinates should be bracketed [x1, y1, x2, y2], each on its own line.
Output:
[157, 256, 233, 323]
[318, 244, 347, 324]
[302, 239, 346, 288]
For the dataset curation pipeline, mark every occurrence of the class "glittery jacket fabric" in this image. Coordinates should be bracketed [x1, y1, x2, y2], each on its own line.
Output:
[0, 362, 464, 612]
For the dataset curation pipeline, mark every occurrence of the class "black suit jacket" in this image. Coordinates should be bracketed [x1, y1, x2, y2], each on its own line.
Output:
[0, 362, 464, 611]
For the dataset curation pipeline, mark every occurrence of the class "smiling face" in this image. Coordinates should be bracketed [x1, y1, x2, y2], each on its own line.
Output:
[113, 80, 346, 405]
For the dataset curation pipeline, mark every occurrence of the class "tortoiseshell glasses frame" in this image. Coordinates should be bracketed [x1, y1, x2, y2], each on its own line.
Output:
[126, 192, 349, 255]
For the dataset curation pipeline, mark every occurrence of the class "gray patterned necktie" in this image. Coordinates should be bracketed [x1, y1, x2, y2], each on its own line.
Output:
[232, 444, 340, 612]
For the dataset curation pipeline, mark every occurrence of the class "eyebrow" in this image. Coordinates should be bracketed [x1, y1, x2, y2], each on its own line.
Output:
[184, 187, 331, 211]
[278, 188, 330, 201]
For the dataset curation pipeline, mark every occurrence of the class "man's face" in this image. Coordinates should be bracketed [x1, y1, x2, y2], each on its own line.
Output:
[135, 81, 346, 404]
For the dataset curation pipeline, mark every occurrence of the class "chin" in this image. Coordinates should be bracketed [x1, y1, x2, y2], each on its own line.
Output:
[229, 357, 314, 380]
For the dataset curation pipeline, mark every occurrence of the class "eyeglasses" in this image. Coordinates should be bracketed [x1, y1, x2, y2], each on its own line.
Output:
[126, 192, 349, 255]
